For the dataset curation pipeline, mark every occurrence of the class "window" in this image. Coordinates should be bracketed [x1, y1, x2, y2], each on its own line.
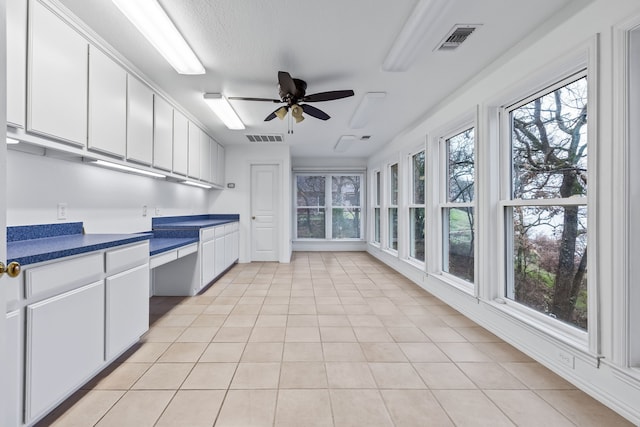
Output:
[332, 176, 361, 239]
[388, 163, 399, 251]
[295, 173, 363, 240]
[373, 170, 381, 244]
[409, 151, 425, 261]
[504, 74, 588, 331]
[442, 128, 475, 282]
[296, 175, 326, 238]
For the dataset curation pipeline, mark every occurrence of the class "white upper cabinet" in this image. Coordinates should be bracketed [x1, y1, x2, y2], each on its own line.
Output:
[153, 95, 173, 171]
[210, 137, 219, 185]
[88, 46, 127, 157]
[200, 130, 211, 183]
[217, 143, 226, 187]
[173, 110, 189, 175]
[7, 0, 27, 128]
[28, 0, 88, 146]
[126, 76, 154, 165]
[188, 121, 200, 179]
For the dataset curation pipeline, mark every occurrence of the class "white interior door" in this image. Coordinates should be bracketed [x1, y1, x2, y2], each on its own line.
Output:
[1, 0, 9, 421]
[251, 164, 279, 261]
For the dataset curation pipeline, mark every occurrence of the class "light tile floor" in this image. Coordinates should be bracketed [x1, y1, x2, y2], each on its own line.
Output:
[38, 252, 633, 426]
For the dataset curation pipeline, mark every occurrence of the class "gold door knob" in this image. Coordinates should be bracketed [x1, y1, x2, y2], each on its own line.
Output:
[0, 261, 21, 278]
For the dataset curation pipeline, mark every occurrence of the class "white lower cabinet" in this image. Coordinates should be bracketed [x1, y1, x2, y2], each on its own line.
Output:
[25, 281, 105, 422]
[6, 310, 22, 427]
[201, 239, 216, 286]
[214, 234, 225, 277]
[105, 264, 149, 360]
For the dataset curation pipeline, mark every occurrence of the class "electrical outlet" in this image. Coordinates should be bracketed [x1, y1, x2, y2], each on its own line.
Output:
[57, 203, 67, 220]
[558, 350, 575, 369]
[142, 205, 147, 217]
[155, 207, 161, 216]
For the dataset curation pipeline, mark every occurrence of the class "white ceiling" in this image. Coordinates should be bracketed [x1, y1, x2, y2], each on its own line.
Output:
[58, 0, 582, 160]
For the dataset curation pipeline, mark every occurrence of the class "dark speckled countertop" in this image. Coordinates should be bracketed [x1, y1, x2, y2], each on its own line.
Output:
[7, 222, 151, 266]
[7, 215, 240, 264]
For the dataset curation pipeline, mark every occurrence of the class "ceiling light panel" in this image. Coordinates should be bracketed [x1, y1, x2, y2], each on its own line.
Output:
[111, 0, 205, 74]
[382, 0, 452, 72]
[203, 94, 246, 130]
[349, 92, 386, 129]
[334, 135, 357, 153]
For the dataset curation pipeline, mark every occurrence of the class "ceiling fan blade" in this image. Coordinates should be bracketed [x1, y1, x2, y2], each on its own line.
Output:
[301, 104, 330, 120]
[228, 96, 281, 103]
[265, 105, 288, 121]
[278, 71, 297, 96]
[303, 90, 354, 102]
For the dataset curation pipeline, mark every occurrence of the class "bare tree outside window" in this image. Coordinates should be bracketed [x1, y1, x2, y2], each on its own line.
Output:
[443, 128, 475, 282]
[508, 75, 588, 330]
[296, 176, 325, 238]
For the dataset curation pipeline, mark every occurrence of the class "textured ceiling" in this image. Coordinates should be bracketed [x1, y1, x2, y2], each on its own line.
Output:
[58, 0, 581, 159]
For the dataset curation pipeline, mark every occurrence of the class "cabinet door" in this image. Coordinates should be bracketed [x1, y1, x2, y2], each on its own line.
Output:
[173, 110, 188, 175]
[225, 232, 234, 268]
[25, 281, 104, 422]
[106, 264, 149, 360]
[6, 311, 22, 427]
[210, 137, 219, 185]
[126, 76, 154, 164]
[201, 239, 216, 287]
[88, 46, 127, 157]
[188, 121, 200, 179]
[28, 0, 88, 145]
[232, 230, 239, 263]
[7, 0, 27, 128]
[214, 235, 225, 277]
[153, 95, 173, 171]
[200, 131, 211, 183]
[217, 144, 225, 186]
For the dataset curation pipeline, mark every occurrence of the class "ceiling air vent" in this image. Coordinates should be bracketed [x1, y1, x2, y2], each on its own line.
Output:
[245, 134, 284, 143]
[436, 25, 479, 51]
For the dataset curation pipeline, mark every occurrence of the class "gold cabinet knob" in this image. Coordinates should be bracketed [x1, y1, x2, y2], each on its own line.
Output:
[0, 261, 21, 278]
[7, 262, 21, 278]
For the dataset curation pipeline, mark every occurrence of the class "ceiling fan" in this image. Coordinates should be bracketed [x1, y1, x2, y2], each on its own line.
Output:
[229, 71, 354, 124]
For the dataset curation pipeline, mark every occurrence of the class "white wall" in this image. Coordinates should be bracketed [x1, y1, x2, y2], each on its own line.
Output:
[366, 0, 640, 424]
[210, 143, 291, 263]
[6, 148, 211, 233]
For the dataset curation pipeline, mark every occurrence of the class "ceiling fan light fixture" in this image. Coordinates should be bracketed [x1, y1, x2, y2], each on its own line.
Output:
[382, 0, 451, 72]
[111, 0, 205, 75]
[203, 93, 245, 130]
[291, 104, 305, 123]
[275, 106, 288, 120]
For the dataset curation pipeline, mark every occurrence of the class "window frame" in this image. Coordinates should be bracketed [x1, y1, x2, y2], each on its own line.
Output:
[439, 125, 476, 289]
[408, 148, 426, 265]
[371, 169, 382, 246]
[294, 172, 365, 241]
[497, 65, 595, 348]
[387, 162, 399, 253]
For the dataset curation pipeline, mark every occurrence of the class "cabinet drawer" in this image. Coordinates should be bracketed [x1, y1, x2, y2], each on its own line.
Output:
[201, 227, 215, 242]
[150, 250, 177, 269]
[106, 242, 149, 275]
[25, 252, 103, 299]
[178, 243, 198, 258]
[215, 225, 226, 238]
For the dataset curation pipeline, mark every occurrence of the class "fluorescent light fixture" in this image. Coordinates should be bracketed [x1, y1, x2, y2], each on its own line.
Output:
[181, 180, 212, 189]
[203, 93, 246, 130]
[382, 0, 451, 71]
[6, 137, 20, 144]
[349, 92, 386, 129]
[111, 0, 205, 75]
[92, 159, 167, 178]
[334, 135, 357, 153]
